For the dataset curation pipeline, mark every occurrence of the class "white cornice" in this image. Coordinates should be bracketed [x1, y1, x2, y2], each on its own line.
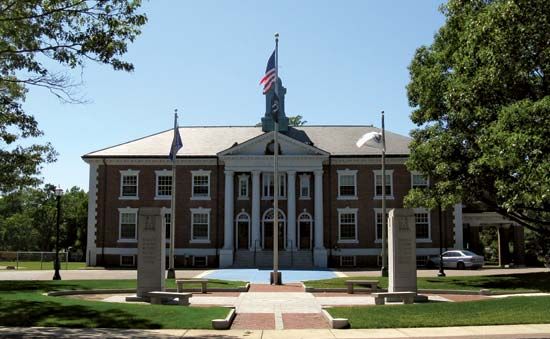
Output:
[331, 157, 408, 165]
[83, 158, 217, 166]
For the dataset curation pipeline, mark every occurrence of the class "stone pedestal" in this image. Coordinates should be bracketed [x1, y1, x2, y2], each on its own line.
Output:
[136, 207, 165, 298]
[388, 208, 417, 293]
[219, 249, 234, 268]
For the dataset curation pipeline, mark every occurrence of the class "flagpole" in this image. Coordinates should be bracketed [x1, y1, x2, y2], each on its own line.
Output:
[271, 32, 282, 285]
[381, 111, 388, 277]
[167, 109, 178, 280]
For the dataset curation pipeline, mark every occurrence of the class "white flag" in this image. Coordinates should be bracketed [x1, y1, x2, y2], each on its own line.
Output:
[356, 131, 384, 149]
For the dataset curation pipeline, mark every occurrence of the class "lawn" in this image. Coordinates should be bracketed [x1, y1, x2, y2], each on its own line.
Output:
[0, 261, 88, 270]
[305, 272, 550, 292]
[328, 296, 550, 328]
[0, 279, 241, 329]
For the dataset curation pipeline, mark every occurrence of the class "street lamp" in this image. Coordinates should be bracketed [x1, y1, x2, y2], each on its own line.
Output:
[53, 186, 63, 280]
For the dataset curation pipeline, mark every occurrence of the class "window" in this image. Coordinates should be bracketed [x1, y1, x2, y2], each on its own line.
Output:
[119, 170, 139, 199]
[191, 170, 211, 199]
[374, 210, 385, 241]
[191, 208, 210, 243]
[299, 174, 310, 199]
[193, 256, 208, 267]
[415, 210, 430, 240]
[120, 255, 135, 266]
[337, 169, 357, 199]
[164, 212, 171, 240]
[238, 174, 249, 200]
[262, 173, 286, 198]
[411, 172, 428, 189]
[118, 208, 138, 241]
[340, 256, 356, 267]
[155, 170, 172, 199]
[338, 208, 358, 243]
[373, 170, 393, 198]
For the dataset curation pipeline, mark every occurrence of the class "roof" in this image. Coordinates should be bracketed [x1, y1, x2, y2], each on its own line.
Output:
[82, 125, 411, 158]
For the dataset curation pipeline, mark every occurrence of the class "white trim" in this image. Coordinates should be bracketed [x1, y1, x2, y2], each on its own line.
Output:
[119, 169, 140, 200]
[237, 174, 250, 200]
[83, 158, 218, 166]
[97, 247, 218, 256]
[120, 255, 136, 267]
[191, 170, 211, 200]
[261, 208, 286, 249]
[411, 171, 429, 189]
[155, 169, 172, 200]
[297, 211, 313, 250]
[190, 207, 211, 243]
[414, 208, 432, 242]
[235, 211, 251, 249]
[299, 174, 311, 200]
[337, 169, 358, 200]
[86, 163, 98, 266]
[334, 247, 441, 256]
[330, 157, 408, 165]
[118, 207, 138, 242]
[337, 207, 359, 244]
[373, 169, 394, 199]
[262, 172, 286, 199]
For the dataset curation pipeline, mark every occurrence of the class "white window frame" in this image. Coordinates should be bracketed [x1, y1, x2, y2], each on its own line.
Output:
[262, 173, 286, 200]
[337, 207, 359, 244]
[337, 169, 358, 200]
[237, 174, 249, 200]
[414, 208, 432, 243]
[190, 207, 211, 243]
[299, 174, 311, 200]
[411, 171, 429, 189]
[118, 207, 138, 243]
[119, 169, 139, 200]
[373, 208, 384, 243]
[120, 255, 136, 267]
[373, 169, 394, 200]
[155, 169, 172, 200]
[162, 207, 171, 243]
[191, 170, 211, 200]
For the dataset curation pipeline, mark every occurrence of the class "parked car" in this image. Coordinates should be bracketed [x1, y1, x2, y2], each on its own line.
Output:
[427, 250, 484, 270]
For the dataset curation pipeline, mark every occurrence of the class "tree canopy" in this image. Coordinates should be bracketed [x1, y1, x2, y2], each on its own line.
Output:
[405, 0, 550, 234]
[0, 0, 147, 192]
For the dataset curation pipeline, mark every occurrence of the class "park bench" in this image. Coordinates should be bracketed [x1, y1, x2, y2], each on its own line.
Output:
[372, 291, 416, 305]
[176, 279, 209, 294]
[345, 280, 379, 294]
[144, 291, 192, 305]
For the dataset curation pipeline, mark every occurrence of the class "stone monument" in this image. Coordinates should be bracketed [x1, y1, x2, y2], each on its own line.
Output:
[136, 207, 165, 298]
[388, 208, 417, 293]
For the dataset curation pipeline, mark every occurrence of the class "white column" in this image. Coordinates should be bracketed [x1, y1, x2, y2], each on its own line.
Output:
[251, 171, 261, 250]
[220, 170, 234, 267]
[287, 171, 296, 250]
[313, 170, 327, 267]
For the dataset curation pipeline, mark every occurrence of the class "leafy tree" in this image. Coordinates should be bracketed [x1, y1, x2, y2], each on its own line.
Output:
[405, 0, 550, 235]
[0, 0, 147, 192]
[255, 115, 307, 127]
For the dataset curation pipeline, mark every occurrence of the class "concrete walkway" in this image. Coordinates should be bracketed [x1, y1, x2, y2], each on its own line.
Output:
[1, 324, 549, 338]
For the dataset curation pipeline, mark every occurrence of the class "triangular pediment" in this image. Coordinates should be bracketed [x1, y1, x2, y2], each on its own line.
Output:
[218, 131, 329, 156]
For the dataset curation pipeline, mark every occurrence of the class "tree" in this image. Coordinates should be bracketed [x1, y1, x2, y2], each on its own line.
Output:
[255, 115, 307, 127]
[405, 0, 550, 235]
[0, 0, 147, 192]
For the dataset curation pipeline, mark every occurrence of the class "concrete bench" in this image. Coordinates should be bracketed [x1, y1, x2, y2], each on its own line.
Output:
[176, 279, 208, 294]
[145, 291, 192, 305]
[345, 280, 379, 294]
[372, 291, 416, 305]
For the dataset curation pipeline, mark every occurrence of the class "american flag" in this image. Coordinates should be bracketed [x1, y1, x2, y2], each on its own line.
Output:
[259, 50, 276, 94]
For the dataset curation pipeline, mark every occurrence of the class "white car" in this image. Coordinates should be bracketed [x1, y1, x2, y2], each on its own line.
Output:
[429, 250, 485, 269]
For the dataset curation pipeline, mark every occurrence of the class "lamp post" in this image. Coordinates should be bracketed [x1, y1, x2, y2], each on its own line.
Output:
[437, 204, 446, 277]
[53, 186, 63, 280]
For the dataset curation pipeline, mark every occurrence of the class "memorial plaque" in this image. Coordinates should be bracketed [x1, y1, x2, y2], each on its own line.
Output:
[388, 208, 417, 293]
[136, 207, 165, 297]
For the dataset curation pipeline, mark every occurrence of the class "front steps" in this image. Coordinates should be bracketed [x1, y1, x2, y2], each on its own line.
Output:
[233, 250, 314, 268]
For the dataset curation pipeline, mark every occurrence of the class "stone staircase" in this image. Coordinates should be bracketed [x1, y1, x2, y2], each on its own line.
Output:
[233, 250, 314, 268]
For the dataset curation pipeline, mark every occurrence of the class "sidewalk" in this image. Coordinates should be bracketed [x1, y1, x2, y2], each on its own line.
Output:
[1, 324, 549, 338]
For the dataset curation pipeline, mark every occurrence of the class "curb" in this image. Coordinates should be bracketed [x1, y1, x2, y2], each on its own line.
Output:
[321, 307, 349, 329]
[212, 307, 236, 330]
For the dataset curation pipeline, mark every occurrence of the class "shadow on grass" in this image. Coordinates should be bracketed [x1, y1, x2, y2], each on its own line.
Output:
[0, 281, 89, 293]
[0, 299, 161, 329]
[423, 272, 550, 292]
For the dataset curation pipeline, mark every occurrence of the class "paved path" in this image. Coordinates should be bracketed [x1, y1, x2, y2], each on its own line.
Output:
[1, 324, 549, 338]
[0, 269, 205, 280]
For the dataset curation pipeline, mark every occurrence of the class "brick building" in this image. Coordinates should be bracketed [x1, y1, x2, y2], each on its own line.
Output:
[82, 79, 523, 268]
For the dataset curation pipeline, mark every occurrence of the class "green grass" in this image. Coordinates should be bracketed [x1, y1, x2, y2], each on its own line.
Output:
[305, 272, 550, 292]
[0, 261, 87, 270]
[328, 296, 550, 328]
[0, 279, 242, 329]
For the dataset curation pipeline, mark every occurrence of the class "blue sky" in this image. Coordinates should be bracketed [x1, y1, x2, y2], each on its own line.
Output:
[23, 0, 446, 191]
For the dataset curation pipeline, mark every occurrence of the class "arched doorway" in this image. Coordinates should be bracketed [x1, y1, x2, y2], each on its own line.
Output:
[262, 208, 286, 250]
[235, 211, 250, 250]
[298, 211, 313, 250]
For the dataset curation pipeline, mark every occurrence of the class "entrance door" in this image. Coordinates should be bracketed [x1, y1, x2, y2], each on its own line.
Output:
[299, 221, 312, 250]
[263, 221, 284, 250]
[237, 221, 249, 249]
